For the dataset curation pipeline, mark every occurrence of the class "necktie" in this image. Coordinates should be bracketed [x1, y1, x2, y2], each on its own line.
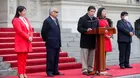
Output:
[126, 22, 132, 31]
[54, 19, 57, 25]
[90, 17, 92, 20]
[126, 22, 131, 28]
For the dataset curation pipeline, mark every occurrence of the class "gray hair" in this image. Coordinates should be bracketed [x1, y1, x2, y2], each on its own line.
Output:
[49, 7, 58, 14]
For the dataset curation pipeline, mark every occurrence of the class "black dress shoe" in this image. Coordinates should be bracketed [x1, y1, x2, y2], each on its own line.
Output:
[120, 66, 125, 69]
[125, 65, 133, 68]
[47, 73, 54, 77]
[83, 72, 89, 76]
[53, 72, 64, 76]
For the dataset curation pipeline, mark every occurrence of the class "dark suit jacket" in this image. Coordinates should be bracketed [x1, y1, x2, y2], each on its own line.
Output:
[117, 19, 134, 43]
[41, 16, 61, 48]
[77, 14, 98, 49]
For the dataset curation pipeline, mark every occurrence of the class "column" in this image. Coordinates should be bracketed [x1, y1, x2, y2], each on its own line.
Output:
[0, 0, 8, 27]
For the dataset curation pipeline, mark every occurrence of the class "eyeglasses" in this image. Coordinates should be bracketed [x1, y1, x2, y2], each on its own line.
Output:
[53, 11, 59, 13]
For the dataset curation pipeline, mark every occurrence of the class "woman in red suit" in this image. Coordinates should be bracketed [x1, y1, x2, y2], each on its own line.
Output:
[12, 6, 33, 78]
[97, 7, 113, 70]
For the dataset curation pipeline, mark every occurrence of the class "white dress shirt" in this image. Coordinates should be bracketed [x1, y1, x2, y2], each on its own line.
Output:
[50, 16, 57, 25]
[19, 16, 29, 30]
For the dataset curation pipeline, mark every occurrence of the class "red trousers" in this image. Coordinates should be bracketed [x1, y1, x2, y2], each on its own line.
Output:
[17, 53, 28, 74]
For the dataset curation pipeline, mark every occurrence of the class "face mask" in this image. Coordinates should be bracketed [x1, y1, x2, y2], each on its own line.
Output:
[124, 16, 129, 21]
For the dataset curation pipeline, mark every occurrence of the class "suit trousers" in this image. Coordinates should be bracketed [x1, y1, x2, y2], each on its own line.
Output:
[17, 52, 28, 74]
[118, 42, 131, 66]
[46, 47, 60, 75]
[81, 48, 95, 73]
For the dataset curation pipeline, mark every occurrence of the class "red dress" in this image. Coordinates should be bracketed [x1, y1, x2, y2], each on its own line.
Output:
[98, 19, 112, 52]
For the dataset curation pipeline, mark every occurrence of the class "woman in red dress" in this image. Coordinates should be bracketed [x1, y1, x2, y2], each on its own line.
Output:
[12, 6, 33, 78]
[97, 7, 113, 70]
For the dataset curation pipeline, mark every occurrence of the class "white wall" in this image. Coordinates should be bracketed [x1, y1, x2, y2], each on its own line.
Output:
[8, 0, 17, 27]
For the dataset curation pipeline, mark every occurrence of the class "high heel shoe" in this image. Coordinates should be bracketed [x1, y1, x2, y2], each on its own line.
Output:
[24, 74, 28, 78]
[18, 75, 20, 78]
[18, 74, 24, 78]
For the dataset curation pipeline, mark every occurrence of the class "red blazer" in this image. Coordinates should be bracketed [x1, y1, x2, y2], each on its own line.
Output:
[98, 19, 112, 52]
[12, 17, 33, 52]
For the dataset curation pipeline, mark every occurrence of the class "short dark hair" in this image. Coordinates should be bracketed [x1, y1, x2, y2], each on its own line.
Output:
[87, 6, 96, 11]
[121, 11, 128, 17]
[14, 6, 26, 18]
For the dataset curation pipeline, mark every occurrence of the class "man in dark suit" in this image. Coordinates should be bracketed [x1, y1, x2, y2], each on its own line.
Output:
[41, 7, 63, 77]
[77, 6, 98, 75]
[117, 11, 134, 69]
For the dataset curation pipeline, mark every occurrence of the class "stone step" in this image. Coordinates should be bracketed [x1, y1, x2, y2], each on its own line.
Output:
[67, 52, 140, 64]
[62, 47, 81, 52]
[62, 41, 80, 47]
[106, 58, 140, 66]
[61, 38, 80, 43]
[61, 47, 81, 60]
[61, 49, 119, 55]
[61, 29, 72, 33]
[34, 28, 41, 33]
[76, 33, 80, 38]
[61, 33, 77, 38]
[33, 28, 72, 34]
[0, 59, 17, 76]
[61, 38, 74, 42]
[107, 54, 140, 60]
[74, 56, 140, 66]
[0, 68, 17, 76]
[0, 62, 10, 70]
[73, 38, 80, 42]
[67, 42, 80, 47]
[67, 52, 80, 57]
[76, 56, 140, 66]
[107, 52, 140, 56]
[62, 42, 68, 47]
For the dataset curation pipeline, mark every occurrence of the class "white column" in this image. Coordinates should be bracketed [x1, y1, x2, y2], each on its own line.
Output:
[8, 0, 17, 27]
[0, 0, 17, 28]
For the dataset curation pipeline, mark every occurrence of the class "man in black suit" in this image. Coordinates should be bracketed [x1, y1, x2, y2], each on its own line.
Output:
[117, 11, 134, 69]
[77, 6, 98, 75]
[41, 7, 63, 77]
